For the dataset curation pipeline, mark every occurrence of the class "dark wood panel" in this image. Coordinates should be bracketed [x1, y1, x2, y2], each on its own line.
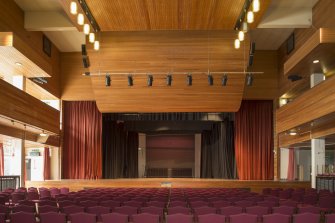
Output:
[0, 79, 60, 134]
[25, 178, 310, 193]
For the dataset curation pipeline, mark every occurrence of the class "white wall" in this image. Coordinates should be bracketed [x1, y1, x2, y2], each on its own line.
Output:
[295, 149, 311, 181]
[194, 134, 201, 178]
[280, 148, 289, 180]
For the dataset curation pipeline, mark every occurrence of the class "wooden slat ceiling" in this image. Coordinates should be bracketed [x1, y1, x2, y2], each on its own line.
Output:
[73, 0, 271, 31]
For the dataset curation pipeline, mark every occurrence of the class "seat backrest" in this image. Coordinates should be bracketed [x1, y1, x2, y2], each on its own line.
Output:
[293, 213, 320, 223]
[133, 213, 159, 223]
[40, 212, 66, 223]
[38, 205, 59, 214]
[12, 204, 35, 213]
[168, 206, 190, 215]
[167, 213, 193, 223]
[141, 206, 164, 217]
[101, 213, 128, 223]
[326, 213, 335, 223]
[230, 213, 257, 223]
[263, 213, 290, 223]
[61, 205, 85, 215]
[10, 212, 36, 223]
[193, 206, 217, 216]
[272, 206, 295, 215]
[114, 206, 138, 216]
[220, 206, 243, 217]
[70, 212, 96, 223]
[198, 213, 226, 223]
[298, 206, 321, 214]
[246, 206, 270, 217]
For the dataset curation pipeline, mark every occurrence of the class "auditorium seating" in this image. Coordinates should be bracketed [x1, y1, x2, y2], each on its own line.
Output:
[1, 186, 335, 222]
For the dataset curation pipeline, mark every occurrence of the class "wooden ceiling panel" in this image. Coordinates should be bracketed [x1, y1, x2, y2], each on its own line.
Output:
[91, 73, 245, 113]
[85, 30, 248, 112]
[80, 0, 270, 31]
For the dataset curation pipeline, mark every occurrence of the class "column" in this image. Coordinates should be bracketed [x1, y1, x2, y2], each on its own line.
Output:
[310, 73, 324, 88]
[311, 138, 325, 188]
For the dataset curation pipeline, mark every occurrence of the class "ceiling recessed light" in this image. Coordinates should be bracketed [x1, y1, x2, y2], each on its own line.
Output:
[313, 60, 320, 64]
[289, 130, 297, 136]
[15, 62, 22, 66]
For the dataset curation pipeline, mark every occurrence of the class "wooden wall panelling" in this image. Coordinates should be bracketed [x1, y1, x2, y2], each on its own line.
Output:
[0, 79, 60, 134]
[25, 178, 310, 193]
[243, 50, 279, 99]
[276, 75, 335, 134]
[59, 0, 271, 31]
[0, 0, 61, 98]
[278, 0, 335, 98]
[86, 30, 248, 112]
[0, 123, 60, 147]
[60, 52, 95, 100]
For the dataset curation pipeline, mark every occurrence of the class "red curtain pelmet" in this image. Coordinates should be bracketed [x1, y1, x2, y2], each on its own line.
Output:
[235, 100, 274, 180]
[62, 101, 102, 179]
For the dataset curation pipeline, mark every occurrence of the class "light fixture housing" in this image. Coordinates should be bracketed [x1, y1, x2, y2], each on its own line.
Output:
[242, 22, 248, 33]
[253, 0, 260, 12]
[238, 31, 245, 41]
[128, 75, 133, 86]
[247, 11, 254, 23]
[70, 1, 78, 15]
[147, 74, 153, 86]
[105, 74, 111, 87]
[15, 62, 22, 66]
[166, 74, 172, 86]
[208, 74, 213, 86]
[40, 131, 48, 137]
[89, 33, 95, 43]
[222, 74, 228, 86]
[246, 73, 253, 86]
[77, 13, 84, 25]
[289, 130, 297, 136]
[313, 60, 320, 64]
[186, 74, 192, 86]
[234, 39, 240, 49]
[94, 40, 100, 50]
[83, 24, 90, 35]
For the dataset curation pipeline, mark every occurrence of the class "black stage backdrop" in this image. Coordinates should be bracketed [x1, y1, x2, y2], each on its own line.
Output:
[201, 118, 237, 179]
[102, 115, 138, 178]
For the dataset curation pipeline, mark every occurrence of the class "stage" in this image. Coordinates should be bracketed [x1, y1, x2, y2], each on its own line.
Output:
[25, 178, 311, 193]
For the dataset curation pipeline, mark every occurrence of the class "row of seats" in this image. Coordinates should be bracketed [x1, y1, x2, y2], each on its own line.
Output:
[5, 211, 335, 223]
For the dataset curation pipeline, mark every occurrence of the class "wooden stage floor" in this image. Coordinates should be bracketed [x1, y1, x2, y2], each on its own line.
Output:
[25, 178, 311, 193]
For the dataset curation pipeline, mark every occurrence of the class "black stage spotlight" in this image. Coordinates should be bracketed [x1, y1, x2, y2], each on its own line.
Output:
[128, 75, 133, 86]
[147, 74, 153, 86]
[81, 44, 87, 56]
[246, 73, 253, 86]
[82, 55, 90, 68]
[105, 74, 111, 87]
[166, 74, 172, 86]
[208, 74, 213, 86]
[186, 74, 192, 86]
[222, 74, 228, 86]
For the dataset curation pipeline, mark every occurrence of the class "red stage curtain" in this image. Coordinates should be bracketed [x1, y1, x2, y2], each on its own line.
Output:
[235, 100, 274, 180]
[63, 101, 102, 179]
[287, 148, 295, 180]
[43, 147, 50, 180]
[0, 143, 4, 176]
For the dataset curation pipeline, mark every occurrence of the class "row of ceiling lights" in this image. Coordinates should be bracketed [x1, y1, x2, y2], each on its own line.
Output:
[70, 1, 100, 50]
[103, 73, 254, 87]
[234, 0, 260, 49]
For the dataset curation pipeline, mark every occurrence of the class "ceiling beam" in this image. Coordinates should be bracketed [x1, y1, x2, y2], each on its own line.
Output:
[24, 11, 76, 31]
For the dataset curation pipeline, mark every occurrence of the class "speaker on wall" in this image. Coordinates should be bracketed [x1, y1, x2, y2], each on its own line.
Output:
[82, 55, 90, 68]
[81, 44, 87, 55]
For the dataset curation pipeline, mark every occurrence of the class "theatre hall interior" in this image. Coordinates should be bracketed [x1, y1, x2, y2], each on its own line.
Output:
[1, 0, 335, 222]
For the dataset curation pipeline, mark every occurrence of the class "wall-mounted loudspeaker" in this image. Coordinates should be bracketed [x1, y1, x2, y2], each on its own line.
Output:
[81, 44, 87, 55]
[82, 55, 90, 68]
